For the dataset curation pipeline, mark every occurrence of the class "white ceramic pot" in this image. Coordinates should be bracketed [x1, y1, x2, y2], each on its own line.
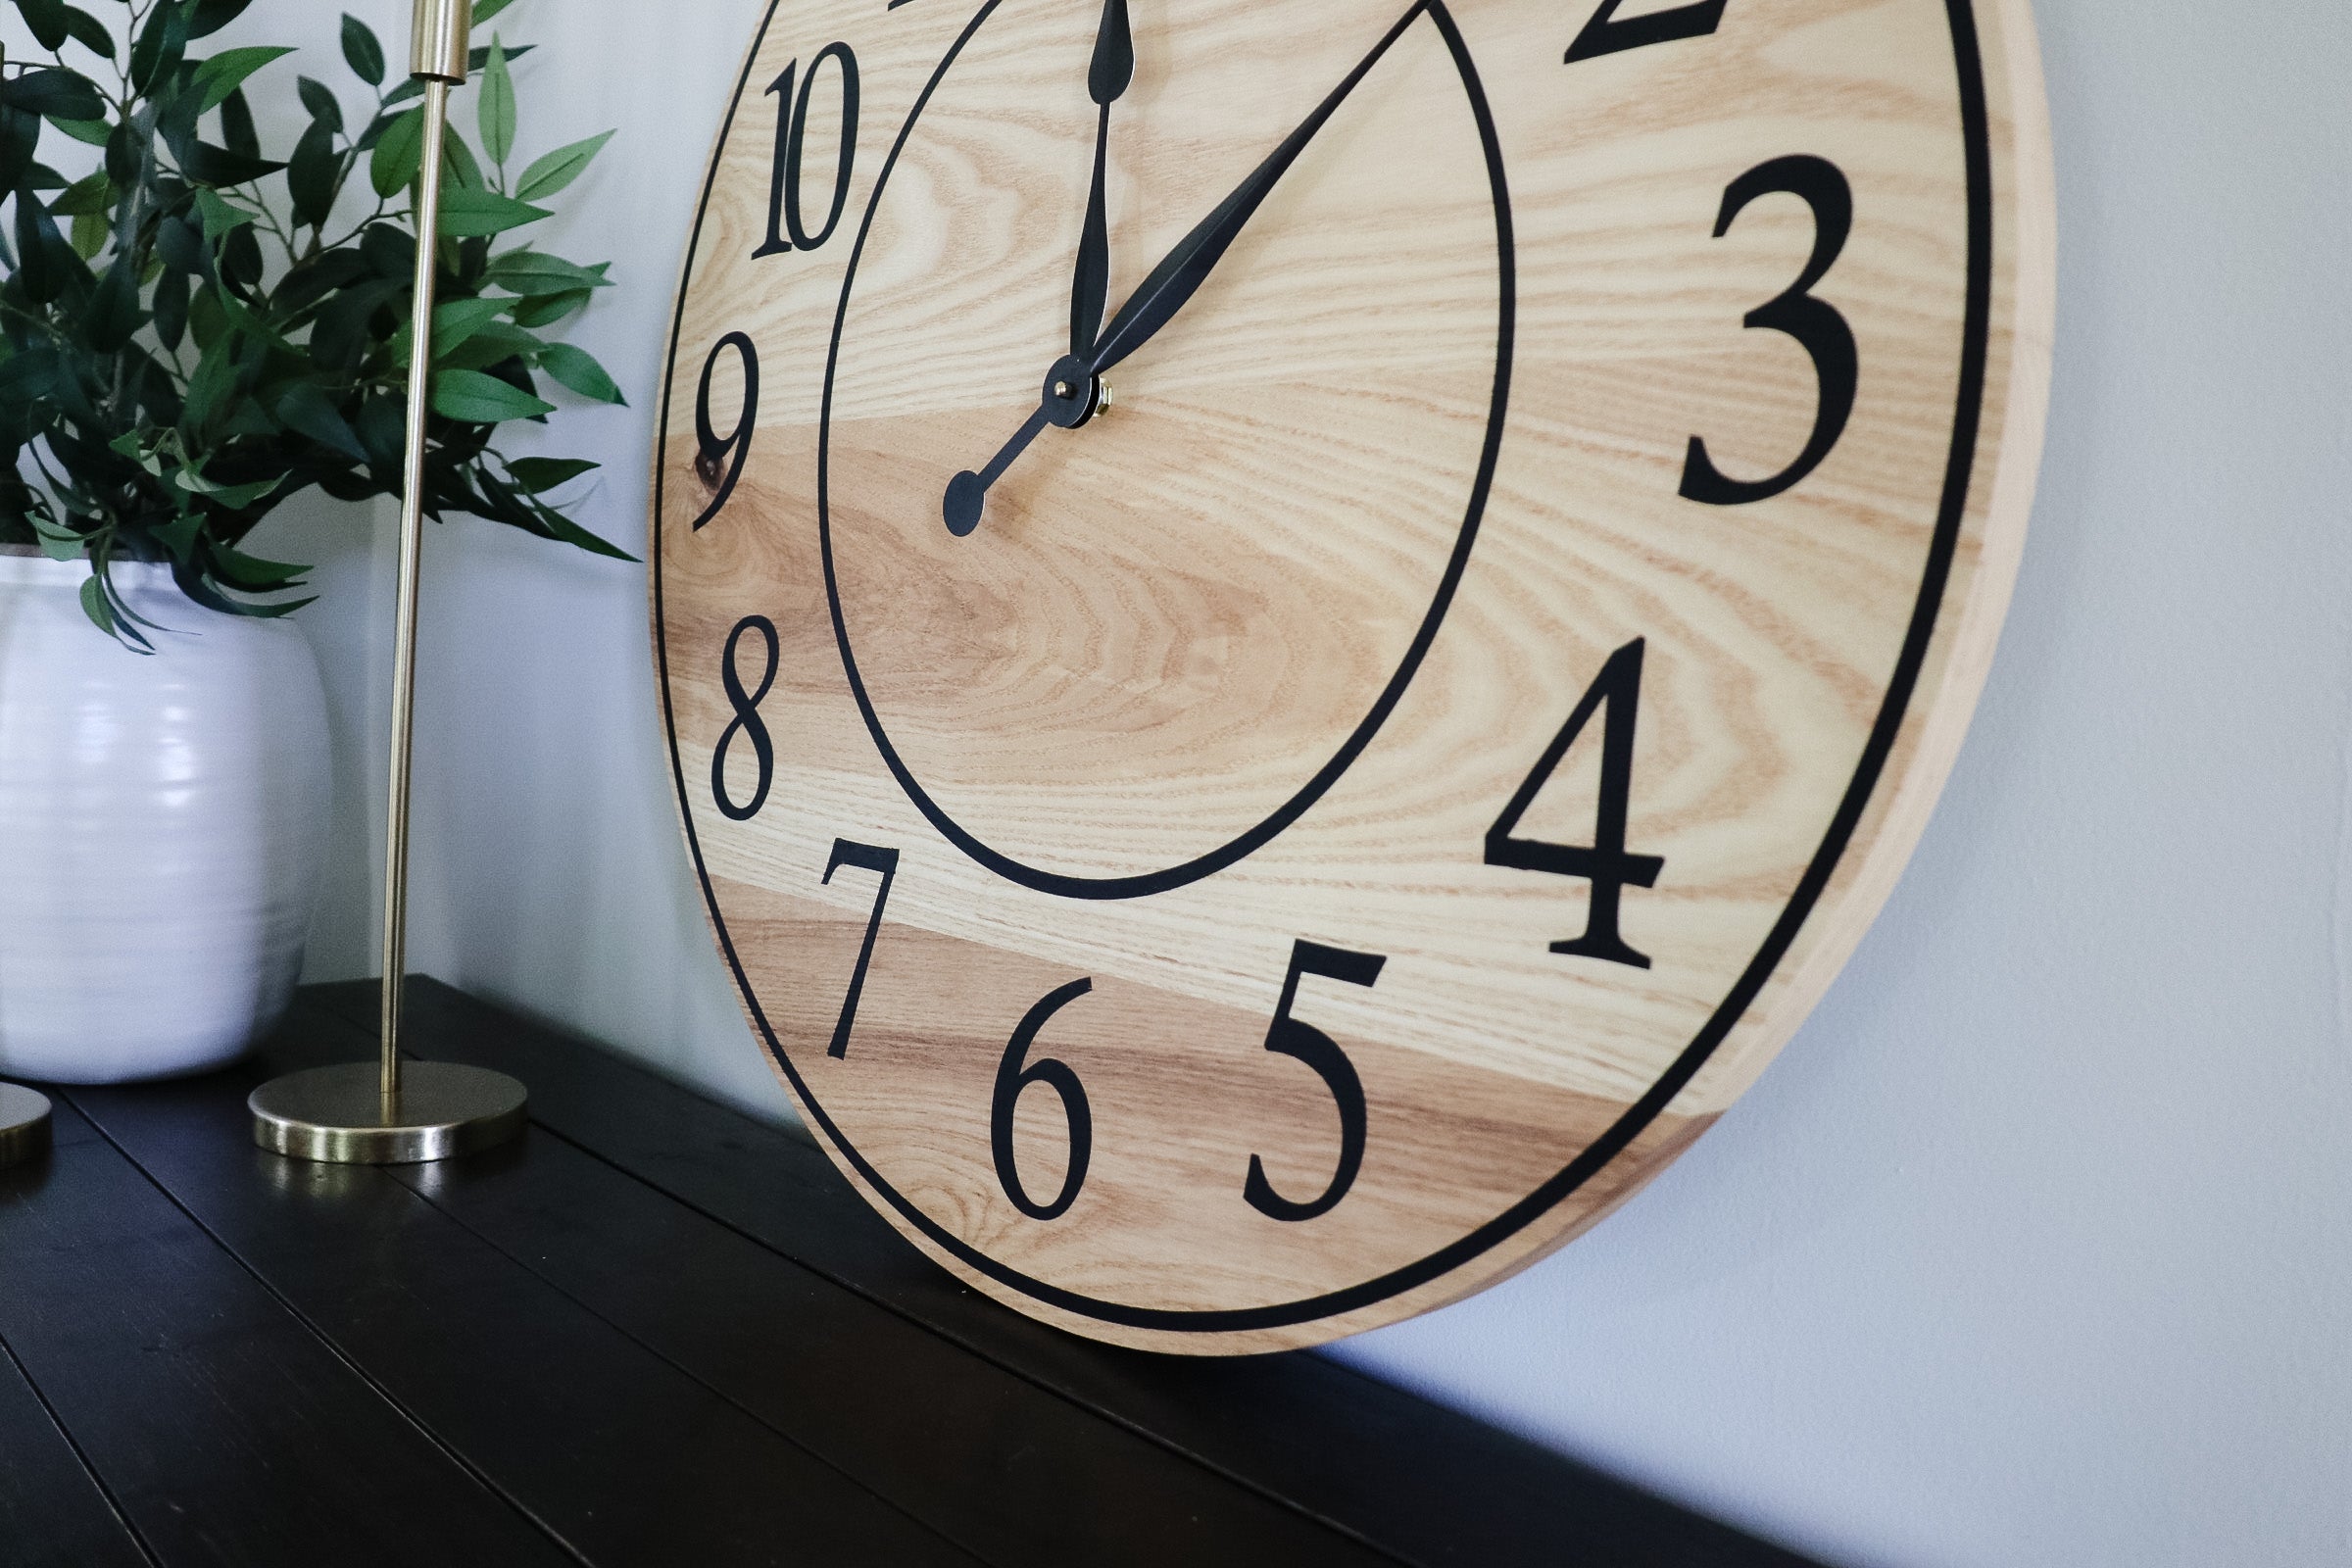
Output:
[0, 552, 330, 1083]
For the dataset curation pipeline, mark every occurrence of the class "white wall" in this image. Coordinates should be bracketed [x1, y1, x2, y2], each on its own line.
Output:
[242, 1, 2352, 1564]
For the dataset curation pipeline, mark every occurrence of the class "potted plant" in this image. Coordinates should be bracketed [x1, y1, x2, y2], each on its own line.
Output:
[0, 0, 625, 1081]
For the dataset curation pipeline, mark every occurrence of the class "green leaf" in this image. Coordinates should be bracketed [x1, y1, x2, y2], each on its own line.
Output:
[50, 116, 112, 147]
[173, 468, 281, 508]
[152, 511, 204, 562]
[339, 13, 385, 86]
[277, 381, 369, 461]
[153, 264, 190, 351]
[472, 0, 516, 24]
[510, 286, 589, 329]
[62, 6, 116, 57]
[181, 141, 286, 188]
[29, 509, 88, 563]
[70, 209, 107, 259]
[390, 296, 513, 366]
[287, 119, 340, 229]
[513, 129, 612, 203]
[0, 107, 33, 191]
[536, 342, 624, 405]
[534, 505, 634, 562]
[219, 84, 260, 157]
[484, 248, 611, 297]
[505, 456, 598, 493]
[194, 186, 255, 240]
[478, 36, 515, 168]
[208, 542, 309, 589]
[21, 0, 72, 51]
[79, 573, 115, 635]
[369, 107, 422, 197]
[179, 338, 238, 434]
[128, 2, 191, 95]
[1, 69, 106, 120]
[441, 126, 485, 190]
[436, 186, 551, 237]
[13, 183, 84, 304]
[103, 119, 136, 182]
[192, 45, 295, 113]
[187, 0, 256, 41]
[439, 318, 542, 371]
[297, 74, 344, 133]
[432, 368, 555, 423]
[84, 259, 146, 350]
[49, 171, 113, 217]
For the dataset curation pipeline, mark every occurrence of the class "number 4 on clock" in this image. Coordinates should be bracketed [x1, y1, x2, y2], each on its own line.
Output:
[1487, 639, 1665, 969]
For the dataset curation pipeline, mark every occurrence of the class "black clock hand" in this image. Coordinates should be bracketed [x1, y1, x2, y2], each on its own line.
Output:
[948, 1, 1132, 536]
[1085, 0, 1425, 377]
[946, 1, 1419, 536]
[1071, 0, 1133, 360]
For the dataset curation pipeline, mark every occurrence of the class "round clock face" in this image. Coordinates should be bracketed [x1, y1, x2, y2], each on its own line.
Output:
[652, 0, 2051, 1351]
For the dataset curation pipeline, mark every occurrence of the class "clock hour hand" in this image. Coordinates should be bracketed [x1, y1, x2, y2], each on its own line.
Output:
[1084, 0, 1425, 377]
[1071, 0, 1133, 360]
[942, 356, 1105, 535]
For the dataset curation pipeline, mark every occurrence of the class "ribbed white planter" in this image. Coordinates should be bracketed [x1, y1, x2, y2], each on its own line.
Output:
[0, 552, 330, 1083]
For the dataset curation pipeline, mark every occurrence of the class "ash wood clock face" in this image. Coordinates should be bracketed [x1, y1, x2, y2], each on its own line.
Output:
[652, 0, 2052, 1351]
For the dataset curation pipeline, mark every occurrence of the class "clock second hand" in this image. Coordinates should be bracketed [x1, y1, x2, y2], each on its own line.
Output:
[942, 0, 1428, 537]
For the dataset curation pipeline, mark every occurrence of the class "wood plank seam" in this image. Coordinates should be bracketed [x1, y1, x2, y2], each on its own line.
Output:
[377, 1156, 1075, 1567]
[0, 1330, 162, 1568]
[293, 997, 1396, 1567]
[52, 1088, 601, 1568]
[524, 1108, 1412, 1561]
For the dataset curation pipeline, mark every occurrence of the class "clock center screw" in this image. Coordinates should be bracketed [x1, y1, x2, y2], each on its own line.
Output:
[1042, 354, 1109, 429]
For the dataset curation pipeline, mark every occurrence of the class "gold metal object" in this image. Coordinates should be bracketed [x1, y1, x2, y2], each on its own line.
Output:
[411, 0, 472, 83]
[0, 1083, 50, 1170]
[378, 73, 450, 1103]
[251, 1062, 525, 1165]
[250, 0, 523, 1165]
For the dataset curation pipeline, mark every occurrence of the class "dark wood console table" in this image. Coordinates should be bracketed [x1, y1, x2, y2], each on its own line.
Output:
[0, 979, 1819, 1568]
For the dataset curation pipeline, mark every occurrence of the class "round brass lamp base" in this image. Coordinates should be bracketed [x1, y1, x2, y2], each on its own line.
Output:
[250, 1061, 525, 1165]
[0, 1083, 51, 1169]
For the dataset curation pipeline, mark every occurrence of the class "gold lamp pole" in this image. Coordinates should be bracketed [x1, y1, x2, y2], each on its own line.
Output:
[248, 0, 526, 1165]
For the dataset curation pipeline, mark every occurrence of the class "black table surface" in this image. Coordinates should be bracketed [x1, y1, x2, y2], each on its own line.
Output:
[0, 978, 1822, 1568]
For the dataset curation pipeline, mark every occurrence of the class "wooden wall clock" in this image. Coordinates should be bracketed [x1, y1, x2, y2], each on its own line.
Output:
[650, 0, 2053, 1352]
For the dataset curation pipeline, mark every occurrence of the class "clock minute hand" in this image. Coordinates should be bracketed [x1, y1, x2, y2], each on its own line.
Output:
[1070, 0, 1134, 360]
[1084, 0, 1426, 379]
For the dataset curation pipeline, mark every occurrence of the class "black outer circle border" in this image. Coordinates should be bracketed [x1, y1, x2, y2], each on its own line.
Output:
[653, 0, 2002, 1336]
[818, 0, 1511, 903]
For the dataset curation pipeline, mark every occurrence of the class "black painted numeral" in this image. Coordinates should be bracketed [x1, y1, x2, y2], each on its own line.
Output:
[993, 979, 1095, 1221]
[691, 332, 759, 531]
[820, 839, 899, 1058]
[1564, 0, 1726, 63]
[1680, 156, 1858, 507]
[1246, 941, 1384, 1223]
[710, 615, 778, 822]
[753, 42, 859, 259]
[1486, 639, 1665, 969]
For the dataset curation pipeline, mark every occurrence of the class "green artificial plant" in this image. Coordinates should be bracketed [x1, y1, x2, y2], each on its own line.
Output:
[0, 0, 627, 645]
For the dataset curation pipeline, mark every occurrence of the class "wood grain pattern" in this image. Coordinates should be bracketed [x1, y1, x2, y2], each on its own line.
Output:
[651, 0, 2054, 1351]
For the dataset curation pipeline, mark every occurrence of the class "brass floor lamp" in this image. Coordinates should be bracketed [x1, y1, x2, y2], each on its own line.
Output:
[248, 0, 525, 1165]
